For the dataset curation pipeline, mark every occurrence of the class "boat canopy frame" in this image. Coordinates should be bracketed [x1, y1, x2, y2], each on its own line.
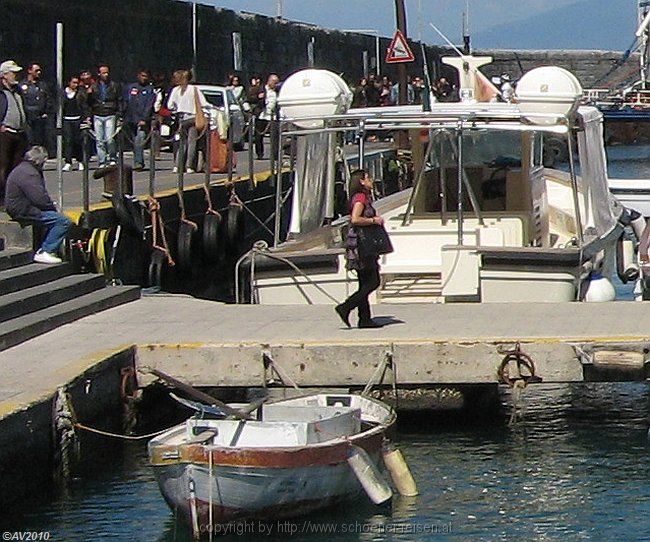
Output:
[276, 104, 583, 250]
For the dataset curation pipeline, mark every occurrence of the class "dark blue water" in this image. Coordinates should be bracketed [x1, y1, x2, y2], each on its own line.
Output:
[1, 383, 649, 541]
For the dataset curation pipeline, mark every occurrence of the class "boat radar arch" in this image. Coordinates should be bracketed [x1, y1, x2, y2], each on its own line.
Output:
[278, 69, 353, 128]
[515, 66, 582, 125]
[441, 55, 493, 103]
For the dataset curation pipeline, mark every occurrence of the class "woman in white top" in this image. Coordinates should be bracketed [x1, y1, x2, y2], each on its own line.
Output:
[166, 69, 207, 173]
[227, 74, 249, 112]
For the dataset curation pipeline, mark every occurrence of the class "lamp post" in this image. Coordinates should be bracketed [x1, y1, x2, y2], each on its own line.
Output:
[341, 29, 381, 77]
[192, 2, 197, 80]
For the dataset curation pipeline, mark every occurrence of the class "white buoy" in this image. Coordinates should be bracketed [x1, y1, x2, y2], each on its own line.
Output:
[382, 445, 418, 496]
[631, 214, 647, 241]
[585, 272, 616, 302]
[616, 238, 639, 283]
[347, 445, 393, 504]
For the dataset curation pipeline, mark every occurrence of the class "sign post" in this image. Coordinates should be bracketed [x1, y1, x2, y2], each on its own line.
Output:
[392, 0, 410, 107]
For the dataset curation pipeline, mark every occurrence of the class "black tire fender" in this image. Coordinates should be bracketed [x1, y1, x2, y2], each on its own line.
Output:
[202, 212, 222, 262]
[226, 203, 244, 248]
[177, 221, 196, 271]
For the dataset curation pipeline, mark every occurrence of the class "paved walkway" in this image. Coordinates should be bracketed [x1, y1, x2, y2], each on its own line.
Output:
[42, 141, 392, 211]
[42, 150, 269, 211]
[2, 297, 650, 415]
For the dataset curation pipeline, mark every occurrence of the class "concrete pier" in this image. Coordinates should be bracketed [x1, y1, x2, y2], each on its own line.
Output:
[2, 298, 650, 409]
[1, 297, 650, 505]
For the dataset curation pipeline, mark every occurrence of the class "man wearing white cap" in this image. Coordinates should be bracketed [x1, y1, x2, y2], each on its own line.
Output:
[0, 59, 28, 208]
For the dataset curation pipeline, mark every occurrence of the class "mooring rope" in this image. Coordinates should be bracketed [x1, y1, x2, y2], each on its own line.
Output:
[73, 422, 172, 441]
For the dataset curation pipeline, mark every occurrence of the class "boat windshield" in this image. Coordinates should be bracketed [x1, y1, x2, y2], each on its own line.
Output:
[429, 129, 523, 170]
[404, 126, 548, 222]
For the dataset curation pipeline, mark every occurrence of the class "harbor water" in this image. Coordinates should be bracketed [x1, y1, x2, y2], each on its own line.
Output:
[1, 146, 650, 541]
[0, 383, 648, 541]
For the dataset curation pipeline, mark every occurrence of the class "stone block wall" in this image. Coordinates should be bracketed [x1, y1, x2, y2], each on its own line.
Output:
[0, 0, 629, 88]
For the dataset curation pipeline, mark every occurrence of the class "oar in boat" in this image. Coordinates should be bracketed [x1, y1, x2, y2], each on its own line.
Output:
[142, 367, 267, 420]
[169, 393, 230, 417]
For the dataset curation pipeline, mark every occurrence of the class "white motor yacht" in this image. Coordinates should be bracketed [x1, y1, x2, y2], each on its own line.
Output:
[237, 65, 633, 304]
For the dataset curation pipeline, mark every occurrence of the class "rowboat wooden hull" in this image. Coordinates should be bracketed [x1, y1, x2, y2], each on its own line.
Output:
[149, 394, 395, 533]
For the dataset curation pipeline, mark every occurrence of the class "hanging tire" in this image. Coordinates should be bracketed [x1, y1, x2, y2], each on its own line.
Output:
[177, 222, 195, 271]
[148, 249, 166, 289]
[202, 212, 222, 262]
[226, 203, 244, 250]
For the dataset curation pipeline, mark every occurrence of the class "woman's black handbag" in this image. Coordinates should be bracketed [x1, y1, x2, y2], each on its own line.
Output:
[356, 224, 394, 258]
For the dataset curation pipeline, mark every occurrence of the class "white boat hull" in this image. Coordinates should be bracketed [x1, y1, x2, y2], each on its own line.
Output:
[153, 449, 383, 526]
[149, 394, 394, 532]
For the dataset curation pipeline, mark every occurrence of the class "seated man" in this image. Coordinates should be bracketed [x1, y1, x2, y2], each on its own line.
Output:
[4, 145, 72, 263]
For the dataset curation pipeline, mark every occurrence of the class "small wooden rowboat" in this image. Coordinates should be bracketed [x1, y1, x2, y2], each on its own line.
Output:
[148, 393, 408, 537]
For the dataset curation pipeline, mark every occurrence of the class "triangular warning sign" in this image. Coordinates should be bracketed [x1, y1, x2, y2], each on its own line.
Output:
[385, 29, 415, 63]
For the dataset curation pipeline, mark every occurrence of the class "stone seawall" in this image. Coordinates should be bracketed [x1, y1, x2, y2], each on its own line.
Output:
[0, 0, 628, 87]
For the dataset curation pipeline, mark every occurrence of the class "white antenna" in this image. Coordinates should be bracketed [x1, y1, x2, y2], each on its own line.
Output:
[636, 9, 650, 37]
[276, 0, 283, 19]
[429, 22, 464, 57]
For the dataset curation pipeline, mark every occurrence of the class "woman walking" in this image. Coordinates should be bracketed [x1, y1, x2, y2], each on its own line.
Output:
[335, 169, 384, 329]
[166, 69, 207, 173]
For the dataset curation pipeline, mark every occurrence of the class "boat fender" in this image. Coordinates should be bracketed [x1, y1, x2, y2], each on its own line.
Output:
[188, 478, 201, 540]
[584, 272, 616, 302]
[631, 214, 648, 242]
[382, 445, 418, 496]
[202, 212, 222, 262]
[226, 202, 244, 250]
[616, 236, 639, 284]
[176, 221, 196, 271]
[347, 445, 393, 505]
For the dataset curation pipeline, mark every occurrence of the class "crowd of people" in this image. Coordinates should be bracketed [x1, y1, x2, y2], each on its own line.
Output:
[350, 73, 459, 108]
[0, 59, 286, 189]
[0, 58, 516, 197]
[0, 59, 288, 264]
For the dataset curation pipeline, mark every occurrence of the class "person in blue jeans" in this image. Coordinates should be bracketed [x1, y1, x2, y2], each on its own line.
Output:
[86, 64, 122, 166]
[123, 69, 155, 170]
[4, 145, 72, 263]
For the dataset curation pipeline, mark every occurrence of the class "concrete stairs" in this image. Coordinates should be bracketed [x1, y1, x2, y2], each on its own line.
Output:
[0, 246, 140, 352]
